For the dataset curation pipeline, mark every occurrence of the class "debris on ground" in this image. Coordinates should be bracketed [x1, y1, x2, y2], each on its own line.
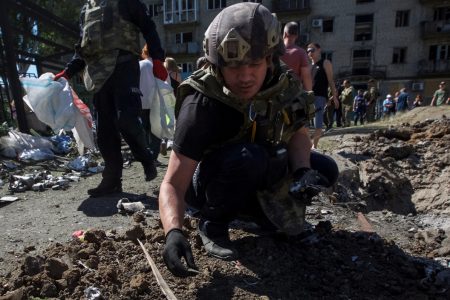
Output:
[0, 108, 449, 299]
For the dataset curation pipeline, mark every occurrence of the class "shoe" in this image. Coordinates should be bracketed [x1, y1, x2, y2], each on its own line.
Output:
[88, 179, 122, 197]
[143, 162, 157, 181]
[198, 219, 238, 260]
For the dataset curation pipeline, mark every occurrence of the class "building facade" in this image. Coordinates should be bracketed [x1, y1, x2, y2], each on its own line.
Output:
[143, 0, 450, 101]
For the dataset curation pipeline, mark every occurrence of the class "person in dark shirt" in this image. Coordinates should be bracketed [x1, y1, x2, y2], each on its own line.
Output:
[307, 43, 339, 149]
[159, 3, 339, 277]
[54, 0, 167, 197]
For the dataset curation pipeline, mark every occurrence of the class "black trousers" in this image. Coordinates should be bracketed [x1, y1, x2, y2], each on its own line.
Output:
[186, 143, 339, 224]
[93, 58, 153, 181]
[141, 109, 162, 161]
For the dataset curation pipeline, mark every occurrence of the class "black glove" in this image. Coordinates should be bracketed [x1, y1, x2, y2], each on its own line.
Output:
[289, 168, 330, 204]
[163, 228, 198, 277]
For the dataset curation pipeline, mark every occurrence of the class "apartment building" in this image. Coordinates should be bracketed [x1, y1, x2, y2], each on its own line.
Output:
[143, 0, 450, 100]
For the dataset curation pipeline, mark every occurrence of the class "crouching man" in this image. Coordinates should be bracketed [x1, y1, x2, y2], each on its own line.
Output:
[158, 2, 339, 277]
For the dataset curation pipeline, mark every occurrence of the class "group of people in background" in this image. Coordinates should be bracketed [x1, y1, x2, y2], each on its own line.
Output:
[319, 79, 449, 129]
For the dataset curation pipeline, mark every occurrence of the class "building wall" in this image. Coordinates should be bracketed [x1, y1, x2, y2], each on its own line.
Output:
[142, 0, 450, 98]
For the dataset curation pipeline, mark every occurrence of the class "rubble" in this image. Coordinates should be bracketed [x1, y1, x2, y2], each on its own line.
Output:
[0, 108, 449, 299]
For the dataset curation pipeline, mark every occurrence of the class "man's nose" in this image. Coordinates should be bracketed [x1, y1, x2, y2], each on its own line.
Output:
[236, 65, 252, 79]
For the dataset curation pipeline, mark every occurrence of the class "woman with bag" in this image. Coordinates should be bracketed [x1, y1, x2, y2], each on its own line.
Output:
[160, 57, 182, 155]
[139, 44, 165, 162]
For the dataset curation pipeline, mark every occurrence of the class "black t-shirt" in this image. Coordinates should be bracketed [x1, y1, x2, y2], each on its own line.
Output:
[173, 91, 244, 161]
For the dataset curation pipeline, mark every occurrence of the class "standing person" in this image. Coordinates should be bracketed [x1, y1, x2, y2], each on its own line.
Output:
[161, 57, 182, 155]
[364, 79, 379, 122]
[382, 94, 395, 119]
[307, 43, 339, 148]
[412, 94, 423, 108]
[392, 91, 400, 115]
[340, 79, 355, 127]
[430, 81, 449, 106]
[396, 88, 409, 113]
[280, 22, 312, 91]
[323, 87, 335, 131]
[335, 80, 344, 127]
[353, 89, 366, 126]
[139, 44, 164, 163]
[164, 57, 182, 91]
[159, 3, 338, 277]
[54, 0, 168, 197]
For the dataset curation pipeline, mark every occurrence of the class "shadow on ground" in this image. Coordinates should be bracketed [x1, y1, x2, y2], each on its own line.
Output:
[77, 192, 158, 217]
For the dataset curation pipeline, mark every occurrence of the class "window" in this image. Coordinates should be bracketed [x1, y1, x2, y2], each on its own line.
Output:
[352, 49, 371, 75]
[164, 0, 197, 24]
[321, 51, 333, 62]
[356, 0, 374, 3]
[207, 0, 226, 9]
[392, 47, 407, 64]
[175, 32, 193, 44]
[354, 14, 373, 41]
[148, 4, 161, 17]
[322, 18, 334, 32]
[433, 6, 450, 22]
[429, 44, 450, 61]
[181, 62, 194, 73]
[395, 10, 409, 27]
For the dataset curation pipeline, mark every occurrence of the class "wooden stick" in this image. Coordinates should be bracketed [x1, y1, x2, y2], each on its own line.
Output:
[137, 239, 178, 300]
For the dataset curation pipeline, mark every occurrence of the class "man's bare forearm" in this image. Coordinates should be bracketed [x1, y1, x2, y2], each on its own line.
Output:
[159, 182, 187, 235]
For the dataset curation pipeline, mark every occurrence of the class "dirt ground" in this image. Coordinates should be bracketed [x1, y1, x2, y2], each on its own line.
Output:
[0, 106, 450, 300]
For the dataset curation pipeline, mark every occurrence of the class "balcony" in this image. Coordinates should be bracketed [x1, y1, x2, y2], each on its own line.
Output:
[337, 65, 386, 80]
[272, 0, 311, 14]
[419, 0, 446, 5]
[418, 59, 450, 75]
[164, 10, 198, 25]
[166, 42, 200, 56]
[421, 21, 450, 40]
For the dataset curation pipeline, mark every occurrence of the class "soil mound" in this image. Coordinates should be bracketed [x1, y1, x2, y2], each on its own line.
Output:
[1, 107, 450, 299]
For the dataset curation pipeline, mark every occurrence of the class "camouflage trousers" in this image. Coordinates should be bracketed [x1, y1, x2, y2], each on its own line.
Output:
[342, 105, 353, 126]
[365, 102, 376, 122]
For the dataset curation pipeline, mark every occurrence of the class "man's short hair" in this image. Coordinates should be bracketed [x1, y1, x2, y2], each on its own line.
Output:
[284, 22, 299, 35]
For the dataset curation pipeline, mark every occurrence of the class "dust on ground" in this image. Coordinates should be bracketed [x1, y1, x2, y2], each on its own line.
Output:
[1, 106, 450, 300]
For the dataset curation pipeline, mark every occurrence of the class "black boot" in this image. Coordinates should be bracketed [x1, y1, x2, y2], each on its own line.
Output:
[143, 161, 157, 181]
[198, 219, 238, 260]
[88, 178, 122, 197]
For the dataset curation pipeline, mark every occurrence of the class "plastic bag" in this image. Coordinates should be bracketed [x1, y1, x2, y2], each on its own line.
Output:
[70, 89, 96, 155]
[150, 78, 176, 139]
[21, 73, 77, 131]
[0, 130, 55, 159]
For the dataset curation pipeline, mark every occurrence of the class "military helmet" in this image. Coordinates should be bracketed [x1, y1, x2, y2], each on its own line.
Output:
[203, 3, 282, 67]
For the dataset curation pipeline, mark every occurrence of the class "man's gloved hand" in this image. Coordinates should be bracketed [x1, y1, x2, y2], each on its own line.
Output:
[163, 228, 197, 277]
[54, 70, 68, 81]
[153, 59, 168, 81]
[289, 167, 330, 205]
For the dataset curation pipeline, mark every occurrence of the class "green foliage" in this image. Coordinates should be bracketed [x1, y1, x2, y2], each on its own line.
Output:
[8, 0, 84, 69]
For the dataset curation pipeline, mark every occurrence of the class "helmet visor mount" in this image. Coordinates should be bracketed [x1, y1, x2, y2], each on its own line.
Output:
[218, 28, 251, 66]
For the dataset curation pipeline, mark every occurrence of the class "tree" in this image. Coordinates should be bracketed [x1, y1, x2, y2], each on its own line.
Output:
[9, 0, 83, 74]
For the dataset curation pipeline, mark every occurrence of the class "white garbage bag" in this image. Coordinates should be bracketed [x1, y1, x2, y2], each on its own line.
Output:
[150, 78, 176, 140]
[21, 73, 77, 131]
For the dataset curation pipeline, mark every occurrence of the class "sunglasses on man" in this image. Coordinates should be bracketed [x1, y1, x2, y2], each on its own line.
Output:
[307, 48, 316, 54]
